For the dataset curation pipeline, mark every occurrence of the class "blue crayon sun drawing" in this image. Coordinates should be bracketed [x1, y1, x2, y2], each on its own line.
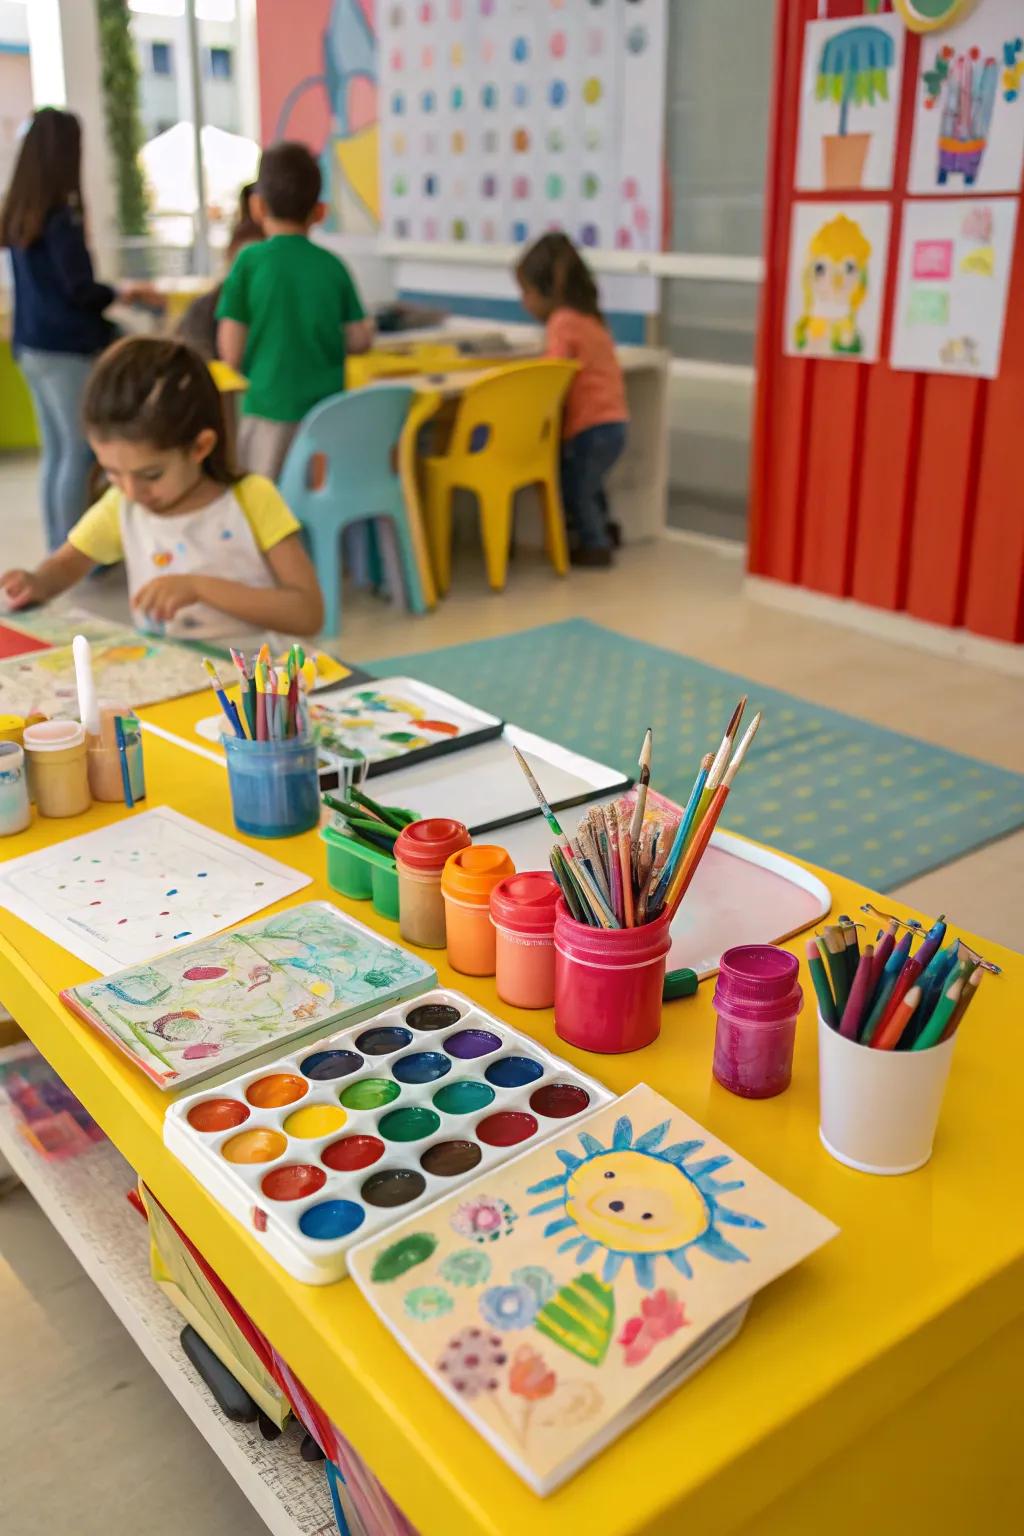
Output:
[526, 1116, 765, 1290]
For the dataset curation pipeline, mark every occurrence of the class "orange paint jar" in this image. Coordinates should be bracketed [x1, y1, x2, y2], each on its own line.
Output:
[490, 871, 561, 1009]
[394, 817, 471, 949]
[441, 844, 516, 977]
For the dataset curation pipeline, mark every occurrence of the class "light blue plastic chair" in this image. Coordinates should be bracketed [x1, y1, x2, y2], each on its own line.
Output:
[277, 385, 432, 636]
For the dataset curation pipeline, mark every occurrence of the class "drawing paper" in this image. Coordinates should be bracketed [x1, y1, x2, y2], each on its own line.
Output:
[350, 1084, 837, 1495]
[0, 633, 206, 719]
[0, 806, 311, 974]
[64, 901, 435, 1089]
[784, 200, 892, 364]
[890, 197, 1018, 377]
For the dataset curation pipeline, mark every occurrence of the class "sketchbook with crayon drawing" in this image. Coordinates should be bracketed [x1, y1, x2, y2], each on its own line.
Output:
[349, 1084, 837, 1494]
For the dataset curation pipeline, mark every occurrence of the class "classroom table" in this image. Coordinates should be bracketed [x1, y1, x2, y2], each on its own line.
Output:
[0, 720, 1020, 1536]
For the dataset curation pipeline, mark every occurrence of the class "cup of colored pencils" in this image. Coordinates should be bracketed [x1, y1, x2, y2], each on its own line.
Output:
[810, 912, 991, 1175]
[211, 644, 321, 839]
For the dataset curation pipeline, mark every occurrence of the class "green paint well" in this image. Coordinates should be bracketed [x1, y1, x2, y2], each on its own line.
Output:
[432, 1079, 495, 1115]
[340, 1077, 401, 1111]
[378, 1105, 441, 1142]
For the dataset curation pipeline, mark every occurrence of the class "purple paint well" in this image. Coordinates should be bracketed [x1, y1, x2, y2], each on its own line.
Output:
[444, 1028, 502, 1060]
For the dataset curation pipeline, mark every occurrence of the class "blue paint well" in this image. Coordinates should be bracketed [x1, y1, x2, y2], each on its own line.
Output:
[392, 1051, 452, 1085]
[299, 1200, 365, 1241]
[486, 1055, 544, 1089]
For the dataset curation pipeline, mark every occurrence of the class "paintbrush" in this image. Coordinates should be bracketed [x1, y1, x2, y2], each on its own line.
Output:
[202, 657, 245, 738]
[666, 711, 761, 919]
[628, 728, 653, 850]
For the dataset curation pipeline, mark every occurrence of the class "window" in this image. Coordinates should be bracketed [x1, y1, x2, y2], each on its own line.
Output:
[206, 46, 232, 81]
[150, 41, 173, 77]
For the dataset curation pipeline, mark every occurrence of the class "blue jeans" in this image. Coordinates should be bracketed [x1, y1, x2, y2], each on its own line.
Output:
[560, 421, 627, 551]
[18, 348, 97, 551]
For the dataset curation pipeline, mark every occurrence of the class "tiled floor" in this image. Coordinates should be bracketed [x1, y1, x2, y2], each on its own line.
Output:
[1, 451, 1021, 1535]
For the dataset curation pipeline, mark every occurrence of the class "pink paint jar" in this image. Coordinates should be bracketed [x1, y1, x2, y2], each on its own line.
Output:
[712, 945, 804, 1099]
[490, 872, 561, 1010]
[553, 902, 671, 1054]
[441, 844, 516, 976]
[394, 818, 471, 949]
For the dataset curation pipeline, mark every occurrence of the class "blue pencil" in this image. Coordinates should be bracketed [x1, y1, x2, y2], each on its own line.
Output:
[647, 751, 712, 914]
[114, 715, 134, 808]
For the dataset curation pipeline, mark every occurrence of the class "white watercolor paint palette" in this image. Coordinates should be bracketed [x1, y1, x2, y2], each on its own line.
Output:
[164, 991, 612, 1285]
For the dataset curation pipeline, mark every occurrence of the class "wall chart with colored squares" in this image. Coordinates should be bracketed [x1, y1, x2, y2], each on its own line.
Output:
[378, 0, 667, 252]
[349, 1084, 837, 1496]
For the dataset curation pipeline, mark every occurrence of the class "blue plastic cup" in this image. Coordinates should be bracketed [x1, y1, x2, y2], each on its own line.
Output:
[223, 735, 320, 838]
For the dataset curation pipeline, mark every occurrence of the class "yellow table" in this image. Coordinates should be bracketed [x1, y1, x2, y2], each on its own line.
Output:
[0, 730, 1020, 1536]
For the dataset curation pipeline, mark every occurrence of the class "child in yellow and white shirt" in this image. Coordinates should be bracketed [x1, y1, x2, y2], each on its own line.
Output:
[1, 336, 324, 640]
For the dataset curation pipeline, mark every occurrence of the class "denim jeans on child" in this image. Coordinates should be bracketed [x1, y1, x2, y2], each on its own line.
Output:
[560, 421, 627, 551]
[18, 348, 97, 551]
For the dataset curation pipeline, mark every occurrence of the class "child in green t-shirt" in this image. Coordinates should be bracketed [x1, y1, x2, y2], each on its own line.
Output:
[217, 142, 373, 480]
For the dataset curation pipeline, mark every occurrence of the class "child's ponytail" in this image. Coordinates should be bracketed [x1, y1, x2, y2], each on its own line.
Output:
[83, 336, 240, 485]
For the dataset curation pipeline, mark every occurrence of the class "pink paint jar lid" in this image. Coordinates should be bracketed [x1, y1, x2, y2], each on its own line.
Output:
[490, 872, 560, 935]
[713, 945, 803, 1024]
[394, 817, 470, 873]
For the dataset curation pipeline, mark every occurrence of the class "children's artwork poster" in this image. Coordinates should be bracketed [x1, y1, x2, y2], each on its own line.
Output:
[907, 0, 1024, 195]
[65, 901, 434, 1089]
[890, 197, 1019, 377]
[784, 201, 892, 363]
[0, 633, 206, 720]
[795, 15, 905, 192]
[350, 1084, 837, 1495]
[378, 0, 667, 254]
[0, 807, 311, 974]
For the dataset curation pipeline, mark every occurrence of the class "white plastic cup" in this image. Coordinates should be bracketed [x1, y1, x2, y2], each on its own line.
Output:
[817, 1011, 956, 1176]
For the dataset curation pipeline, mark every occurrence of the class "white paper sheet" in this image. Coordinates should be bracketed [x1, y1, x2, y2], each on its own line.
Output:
[889, 196, 1018, 378]
[0, 807, 311, 974]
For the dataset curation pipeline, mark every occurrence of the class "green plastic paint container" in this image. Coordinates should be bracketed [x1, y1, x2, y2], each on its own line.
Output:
[321, 810, 417, 922]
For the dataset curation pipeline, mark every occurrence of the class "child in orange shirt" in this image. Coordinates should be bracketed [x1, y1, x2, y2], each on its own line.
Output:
[516, 233, 628, 567]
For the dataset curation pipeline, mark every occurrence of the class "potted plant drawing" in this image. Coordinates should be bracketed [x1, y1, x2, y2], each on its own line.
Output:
[816, 24, 897, 189]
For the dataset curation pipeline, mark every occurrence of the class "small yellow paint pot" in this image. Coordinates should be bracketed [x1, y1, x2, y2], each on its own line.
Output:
[222, 1128, 287, 1164]
[282, 1104, 348, 1140]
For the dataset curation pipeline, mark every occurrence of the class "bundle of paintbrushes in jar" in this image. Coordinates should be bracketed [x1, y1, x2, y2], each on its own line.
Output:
[202, 646, 319, 838]
[511, 698, 760, 1053]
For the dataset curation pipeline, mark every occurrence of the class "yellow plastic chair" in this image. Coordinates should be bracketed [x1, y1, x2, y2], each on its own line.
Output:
[420, 359, 577, 592]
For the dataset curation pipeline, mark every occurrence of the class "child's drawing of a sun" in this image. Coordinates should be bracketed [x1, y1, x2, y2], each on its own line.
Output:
[526, 1116, 765, 1290]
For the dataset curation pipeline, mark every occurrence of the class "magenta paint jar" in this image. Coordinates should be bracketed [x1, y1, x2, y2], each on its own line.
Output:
[490, 871, 561, 1010]
[712, 945, 804, 1099]
[554, 901, 671, 1054]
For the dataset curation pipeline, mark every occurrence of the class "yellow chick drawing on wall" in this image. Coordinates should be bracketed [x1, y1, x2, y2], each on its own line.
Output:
[793, 214, 872, 357]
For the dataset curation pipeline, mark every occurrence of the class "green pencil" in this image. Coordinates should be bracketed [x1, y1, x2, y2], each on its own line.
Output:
[912, 974, 964, 1051]
[806, 939, 838, 1028]
[821, 926, 850, 1014]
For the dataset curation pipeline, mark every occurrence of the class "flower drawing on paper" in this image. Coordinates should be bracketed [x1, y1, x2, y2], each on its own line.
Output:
[510, 1265, 555, 1308]
[440, 1248, 492, 1287]
[403, 1285, 454, 1323]
[436, 1327, 507, 1399]
[451, 1195, 517, 1245]
[618, 1289, 689, 1367]
[508, 1345, 557, 1402]
[479, 1283, 540, 1332]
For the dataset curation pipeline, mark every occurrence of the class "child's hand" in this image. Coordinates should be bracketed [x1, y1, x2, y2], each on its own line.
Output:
[132, 574, 200, 624]
[0, 568, 43, 609]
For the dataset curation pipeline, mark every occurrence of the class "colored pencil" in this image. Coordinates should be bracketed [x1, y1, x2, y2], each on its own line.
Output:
[911, 974, 964, 1051]
[838, 916, 859, 989]
[806, 937, 838, 1029]
[872, 984, 922, 1052]
[870, 955, 924, 1048]
[838, 944, 874, 1040]
[821, 926, 850, 1015]
[648, 752, 712, 914]
[868, 917, 899, 993]
[550, 848, 586, 923]
[913, 914, 947, 973]
[202, 657, 245, 738]
[255, 662, 268, 742]
[114, 714, 134, 809]
[618, 816, 635, 928]
[628, 728, 653, 851]
[940, 964, 982, 1041]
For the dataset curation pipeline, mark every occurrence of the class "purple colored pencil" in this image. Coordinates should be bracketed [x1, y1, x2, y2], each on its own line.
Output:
[839, 946, 875, 1040]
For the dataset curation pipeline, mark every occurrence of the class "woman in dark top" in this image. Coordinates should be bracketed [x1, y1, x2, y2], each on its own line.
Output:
[0, 109, 153, 549]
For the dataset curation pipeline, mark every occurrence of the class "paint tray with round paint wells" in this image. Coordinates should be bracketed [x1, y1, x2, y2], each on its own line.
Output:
[163, 990, 613, 1285]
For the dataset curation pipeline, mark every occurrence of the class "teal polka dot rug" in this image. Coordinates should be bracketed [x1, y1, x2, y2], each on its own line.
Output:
[368, 619, 1024, 891]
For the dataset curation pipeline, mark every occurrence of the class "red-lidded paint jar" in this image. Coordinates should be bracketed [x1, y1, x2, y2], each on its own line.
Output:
[490, 871, 561, 1009]
[394, 818, 471, 948]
